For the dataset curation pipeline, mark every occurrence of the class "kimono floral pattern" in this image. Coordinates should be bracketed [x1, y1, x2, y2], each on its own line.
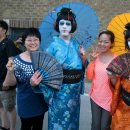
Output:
[48, 83, 81, 130]
[46, 37, 83, 130]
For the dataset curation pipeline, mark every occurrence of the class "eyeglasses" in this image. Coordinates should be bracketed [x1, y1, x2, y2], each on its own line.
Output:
[25, 38, 39, 42]
[59, 21, 71, 26]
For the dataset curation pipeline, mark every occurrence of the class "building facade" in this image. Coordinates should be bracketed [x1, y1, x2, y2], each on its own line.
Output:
[0, 0, 130, 42]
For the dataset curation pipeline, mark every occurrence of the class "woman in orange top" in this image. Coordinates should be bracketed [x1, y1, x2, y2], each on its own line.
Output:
[86, 30, 116, 130]
[110, 23, 130, 130]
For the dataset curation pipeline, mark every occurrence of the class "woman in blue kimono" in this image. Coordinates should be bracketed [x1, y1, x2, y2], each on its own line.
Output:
[46, 8, 88, 130]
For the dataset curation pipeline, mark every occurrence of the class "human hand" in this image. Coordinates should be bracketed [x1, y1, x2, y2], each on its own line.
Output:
[128, 75, 130, 80]
[89, 46, 99, 62]
[15, 37, 22, 44]
[30, 71, 43, 87]
[6, 57, 15, 72]
[2, 85, 10, 91]
[79, 45, 86, 56]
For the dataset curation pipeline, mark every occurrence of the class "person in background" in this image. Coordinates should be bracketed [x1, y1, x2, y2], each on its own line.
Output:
[14, 37, 26, 54]
[86, 30, 116, 130]
[44, 8, 88, 130]
[0, 20, 17, 130]
[110, 23, 130, 130]
[4, 28, 48, 130]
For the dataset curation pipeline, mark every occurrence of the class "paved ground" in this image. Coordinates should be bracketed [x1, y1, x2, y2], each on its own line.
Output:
[16, 82, 92, 130]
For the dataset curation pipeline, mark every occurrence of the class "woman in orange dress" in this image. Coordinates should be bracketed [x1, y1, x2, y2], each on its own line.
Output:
[110, 23, 130, 130]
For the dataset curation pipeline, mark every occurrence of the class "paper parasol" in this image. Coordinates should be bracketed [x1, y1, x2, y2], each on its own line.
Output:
[107, 13, 130, 55]
[39, 1, 99, 50]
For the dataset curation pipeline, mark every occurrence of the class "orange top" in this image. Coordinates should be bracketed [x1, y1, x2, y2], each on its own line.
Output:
[111, 78, 130, 130]
[86, 55, 116, 112]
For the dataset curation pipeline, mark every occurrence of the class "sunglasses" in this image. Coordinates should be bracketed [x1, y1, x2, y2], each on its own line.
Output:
[59, 21, 71, 26]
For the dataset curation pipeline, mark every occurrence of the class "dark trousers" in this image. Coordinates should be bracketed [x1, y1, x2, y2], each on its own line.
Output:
[20, 114, 44, 130]
[90, 98, 111, 130]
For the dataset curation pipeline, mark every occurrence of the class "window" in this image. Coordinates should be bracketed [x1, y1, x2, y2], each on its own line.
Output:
[9, 27, 27, 41]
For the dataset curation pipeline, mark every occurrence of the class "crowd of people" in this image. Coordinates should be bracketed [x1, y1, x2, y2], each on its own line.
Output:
[0, 6, 130, 130]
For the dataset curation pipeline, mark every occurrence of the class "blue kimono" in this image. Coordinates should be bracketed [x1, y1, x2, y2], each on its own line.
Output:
[46, 37, 83, 130]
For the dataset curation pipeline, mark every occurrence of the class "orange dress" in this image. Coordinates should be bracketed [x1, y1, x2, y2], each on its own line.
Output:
[111, 78, 130, 130]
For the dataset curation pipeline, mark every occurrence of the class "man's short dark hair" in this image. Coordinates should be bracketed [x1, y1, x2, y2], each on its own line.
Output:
[0, 20, 8, 33]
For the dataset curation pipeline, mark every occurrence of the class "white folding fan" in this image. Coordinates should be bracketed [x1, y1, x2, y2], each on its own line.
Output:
[30, 51, 63, 89]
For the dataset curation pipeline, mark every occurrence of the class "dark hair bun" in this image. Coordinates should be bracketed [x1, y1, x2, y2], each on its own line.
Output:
[60, 8, 72, 14]
[125, 23, 130, 30]
[57, 8, 76, 18]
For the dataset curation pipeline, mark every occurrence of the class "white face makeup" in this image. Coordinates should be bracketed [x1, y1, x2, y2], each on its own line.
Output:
[128, 41, 130, 48]
[59, 19, 72, 37]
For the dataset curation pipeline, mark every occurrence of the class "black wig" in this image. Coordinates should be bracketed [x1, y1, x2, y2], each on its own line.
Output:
[54, 8, 77, 33]
[124, 23, 130, 50]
